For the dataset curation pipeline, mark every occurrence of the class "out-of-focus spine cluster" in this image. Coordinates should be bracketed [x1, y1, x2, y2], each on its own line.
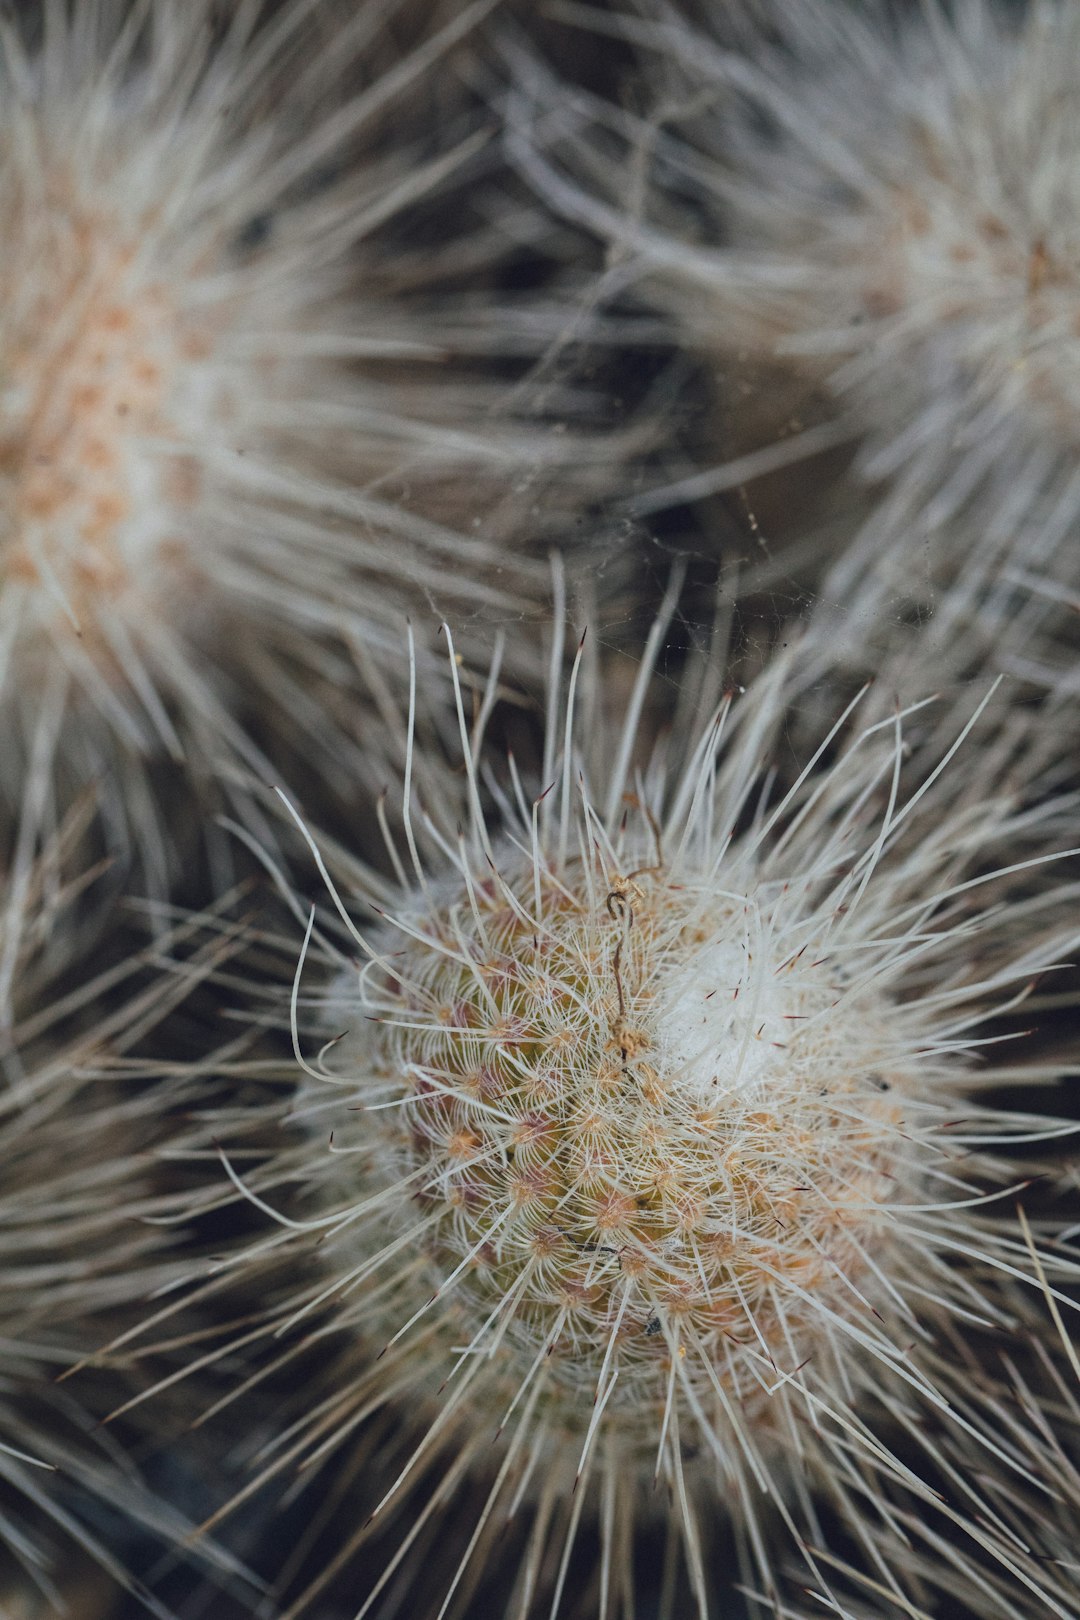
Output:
[2, 4, 1080, 1620]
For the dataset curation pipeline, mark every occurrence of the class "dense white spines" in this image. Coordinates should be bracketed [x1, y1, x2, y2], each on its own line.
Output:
[331, 829, 912, 1450]
[194, 620, 1080, 1619]
[0, 0, 570, 872]
[516, 1, 1080, 654]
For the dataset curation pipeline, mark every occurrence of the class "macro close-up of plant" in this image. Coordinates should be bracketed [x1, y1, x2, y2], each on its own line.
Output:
[2, 2, 1079, 1619]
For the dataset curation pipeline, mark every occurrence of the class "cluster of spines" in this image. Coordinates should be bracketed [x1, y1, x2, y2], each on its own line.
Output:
[143, 610, 1080, 1620]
